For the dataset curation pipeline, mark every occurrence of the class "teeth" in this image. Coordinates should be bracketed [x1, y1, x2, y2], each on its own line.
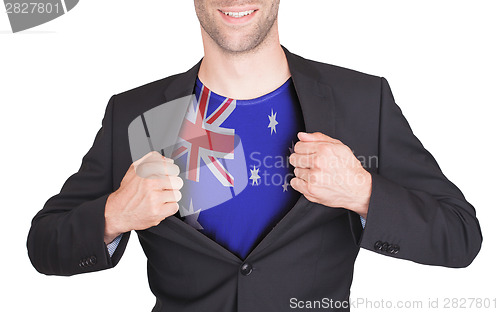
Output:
[222, 10, 255, 18]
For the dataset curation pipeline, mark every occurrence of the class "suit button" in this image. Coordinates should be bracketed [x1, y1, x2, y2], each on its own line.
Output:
[240, 263, 253, 276]
[393, 245, 400, 254]
[89, 256, 97, 265]
[374, 241, 383, 250]
[381, 242, 389, 252]
[387, 244, 395, 254]
[79, 258, 87, 267]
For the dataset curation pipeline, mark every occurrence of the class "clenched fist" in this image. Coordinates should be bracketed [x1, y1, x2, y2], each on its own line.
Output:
[289, 132, 372, 219]
[103, 151, 184, 244]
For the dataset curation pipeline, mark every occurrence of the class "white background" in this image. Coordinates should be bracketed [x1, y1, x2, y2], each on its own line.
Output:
[1, 0, 499, 311]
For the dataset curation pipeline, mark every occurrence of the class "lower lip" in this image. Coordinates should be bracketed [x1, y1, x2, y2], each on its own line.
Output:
[218, 10, 258, 24]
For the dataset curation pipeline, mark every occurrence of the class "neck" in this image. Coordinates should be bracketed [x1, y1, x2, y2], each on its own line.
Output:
[197, 24, 291, 100]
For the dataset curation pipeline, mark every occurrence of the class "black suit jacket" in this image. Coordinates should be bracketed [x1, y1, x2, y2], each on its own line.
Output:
[27, 46, 482, 311]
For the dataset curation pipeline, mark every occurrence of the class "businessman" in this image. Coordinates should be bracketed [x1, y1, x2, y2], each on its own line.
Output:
[27, 1, 482, 311]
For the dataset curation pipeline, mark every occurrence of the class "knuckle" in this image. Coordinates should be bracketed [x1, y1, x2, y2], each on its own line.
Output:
[149, 151, 163, 162]
[312, 156, 321, 168]
[141, 176, 157, 188]
[173, 164, 181, 176]
[308, 168, 318, 179]
[292, 178, 302, 191]
[306, 183, 317, 197]
[149, 193, 160, 206]
[309, 167, 319, 176]
[178, 177, 184, 188]
[332, 138, 343, 145]
[173, 190, 182, 202]
[137, 162, 152, 171]
[136, 163, 154, 178]
[339, 144, 351, 155]
[167, 163, 180, 176]
[309, 172, 317, 184]
[163, 157, 174, 164]
[149, 203, 161, 216]
[172, 176, 184, 189]
[160, 191, 170, 203]
[163, 176, 173, 189]
[320, 156, 330, 168]
[318, 144, 330, 154]
[144, 190, 153, 202]
[166, 202, 179, 215]
[297, 157, 307, 168]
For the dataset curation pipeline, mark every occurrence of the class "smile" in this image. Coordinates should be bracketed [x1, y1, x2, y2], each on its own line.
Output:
[220, 10, 256, 18]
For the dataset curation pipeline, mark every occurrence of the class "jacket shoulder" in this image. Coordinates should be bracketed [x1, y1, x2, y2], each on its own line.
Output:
[113, 73, 182, 104]
[109, 70, 193, 126]
[292, 52, 382, 89]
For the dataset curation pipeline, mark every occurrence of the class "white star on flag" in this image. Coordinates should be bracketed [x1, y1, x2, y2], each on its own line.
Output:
[249, 165, 261, 186]
[268, 109, 278, 135]
[282, 179, 290, 192]
[289, 140, 295, 154]
[179, 199, 204, 230]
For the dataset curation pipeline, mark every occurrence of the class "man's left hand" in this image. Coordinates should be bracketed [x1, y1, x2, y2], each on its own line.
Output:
[289, 132, 372, 219]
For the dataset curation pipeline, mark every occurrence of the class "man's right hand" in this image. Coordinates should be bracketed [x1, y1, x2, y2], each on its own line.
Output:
[103, 151, 183, 244]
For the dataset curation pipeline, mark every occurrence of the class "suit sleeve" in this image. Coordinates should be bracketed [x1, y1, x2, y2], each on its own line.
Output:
[352, 77, 482, 268]
[27, 95, 130, 276]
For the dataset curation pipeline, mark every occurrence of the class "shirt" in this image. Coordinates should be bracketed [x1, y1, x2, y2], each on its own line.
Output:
[171, 76, 304, 259]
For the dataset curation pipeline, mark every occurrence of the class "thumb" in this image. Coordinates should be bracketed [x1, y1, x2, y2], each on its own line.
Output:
[132, 151, 172, 169]
[297, 132, 340, 143]
[133, 151, 159, 167]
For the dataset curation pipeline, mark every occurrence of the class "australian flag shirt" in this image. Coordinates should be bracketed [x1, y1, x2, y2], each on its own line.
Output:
[171, 76, 306, 260]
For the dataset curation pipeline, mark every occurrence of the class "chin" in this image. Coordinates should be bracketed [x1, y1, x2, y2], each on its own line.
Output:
[218, 35, 260, 54]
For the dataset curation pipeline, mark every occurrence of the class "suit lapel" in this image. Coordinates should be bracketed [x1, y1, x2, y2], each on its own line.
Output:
[163, 59, 202, 102]
[282, 46, 336, 137]
[156, 46, 338, 261]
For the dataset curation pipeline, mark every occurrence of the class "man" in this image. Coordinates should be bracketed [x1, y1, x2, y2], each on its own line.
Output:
[27, 1, 482, 311]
